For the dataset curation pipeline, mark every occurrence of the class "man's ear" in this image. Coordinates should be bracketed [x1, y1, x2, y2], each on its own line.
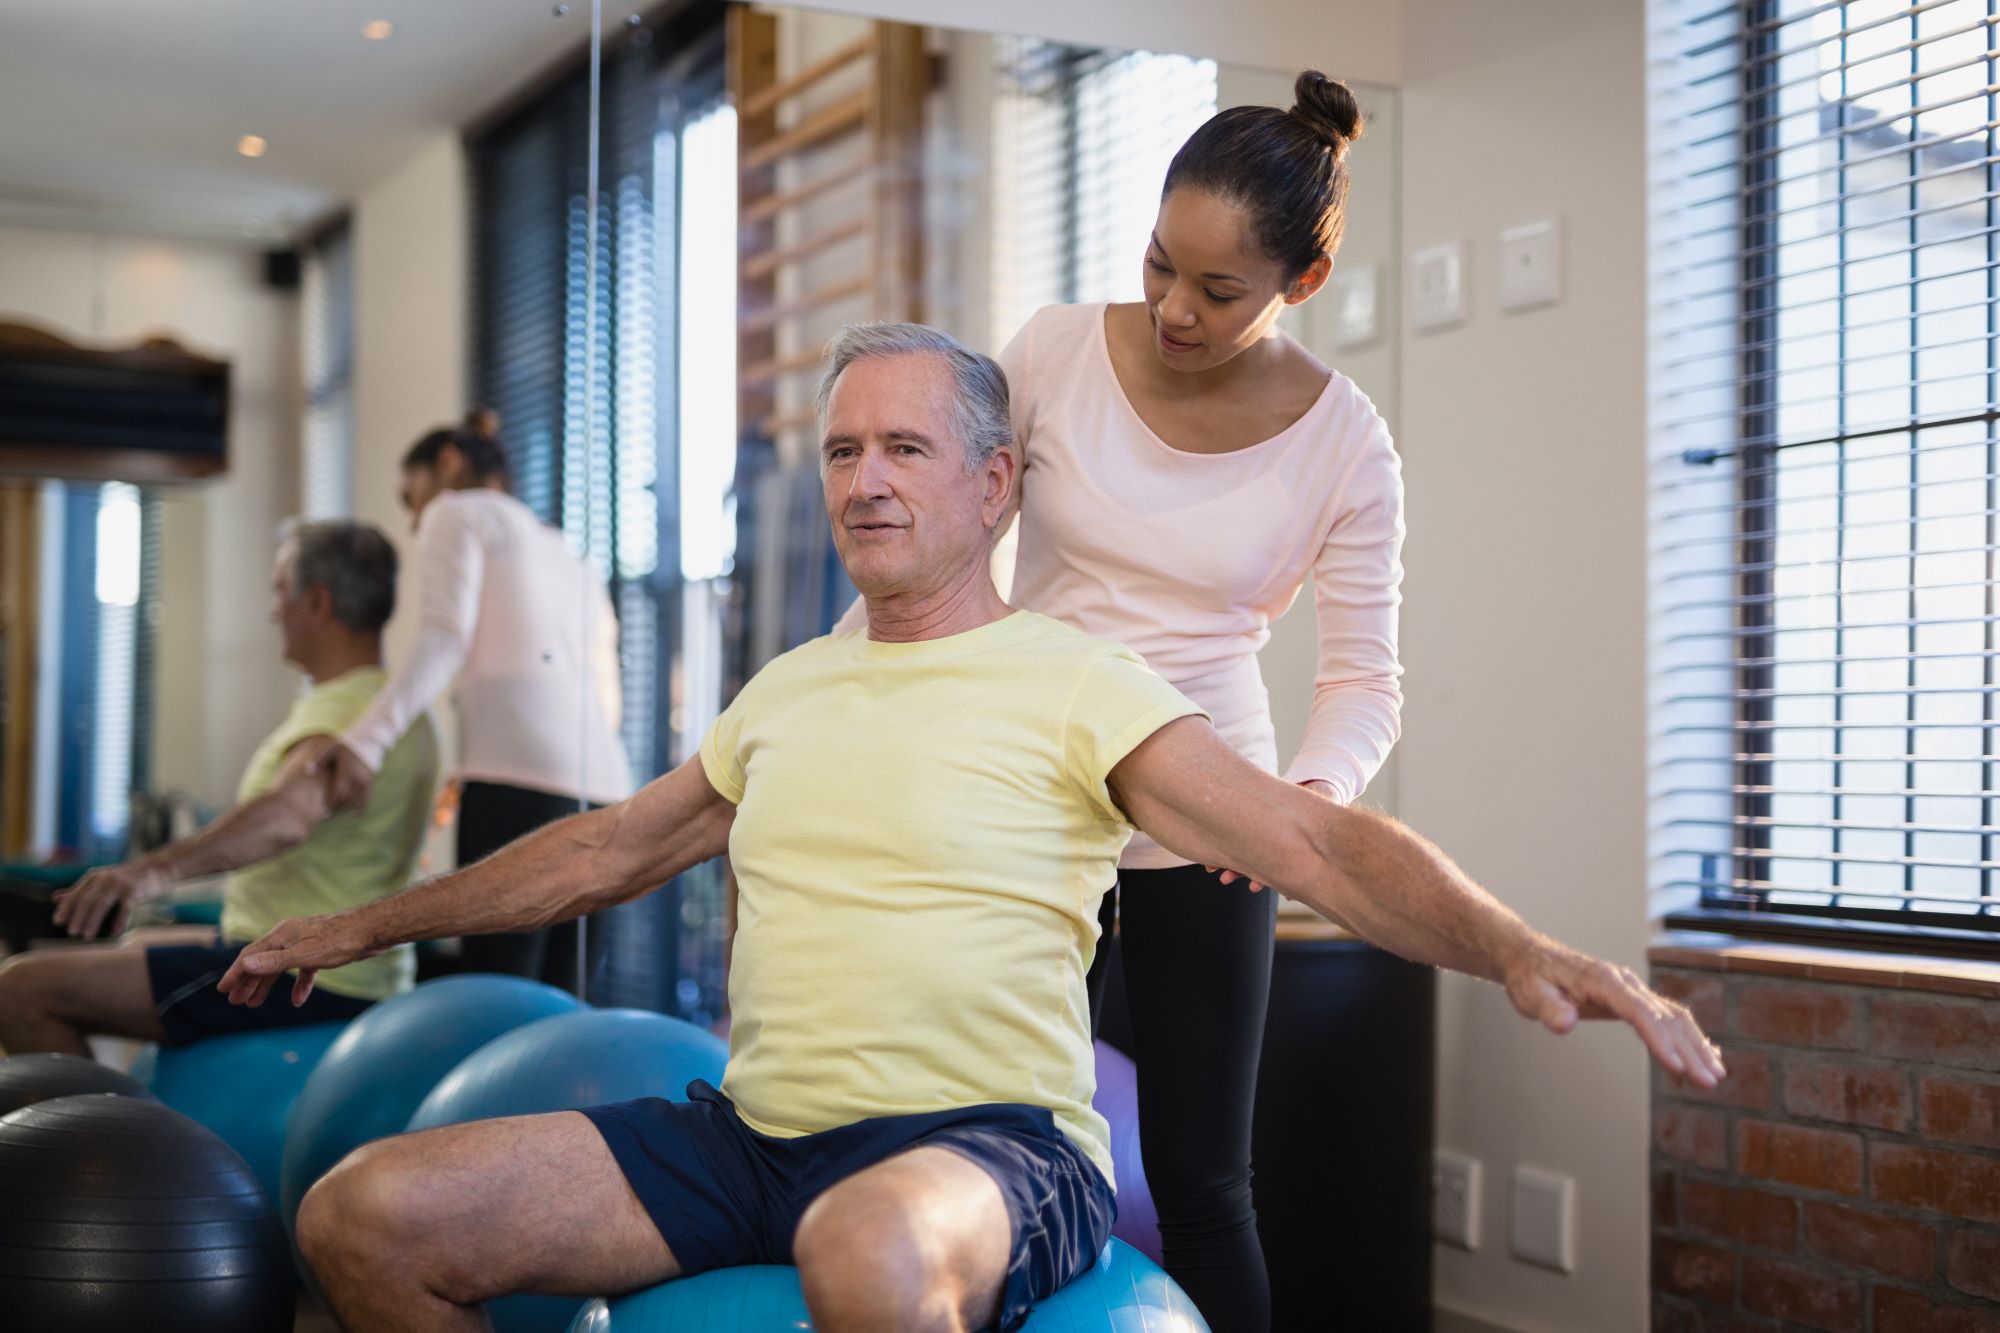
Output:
[982, 443, 1019, 528]
[304, 582, 336, 623]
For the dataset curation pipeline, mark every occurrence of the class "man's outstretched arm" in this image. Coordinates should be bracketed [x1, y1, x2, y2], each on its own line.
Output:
[1107, 717, 1726, 1088]
[53, 742, 344, 939]
[217, 757, 735, 1008]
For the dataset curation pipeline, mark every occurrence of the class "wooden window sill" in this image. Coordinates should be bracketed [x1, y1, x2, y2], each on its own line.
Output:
[1649, 930, 2000, 999]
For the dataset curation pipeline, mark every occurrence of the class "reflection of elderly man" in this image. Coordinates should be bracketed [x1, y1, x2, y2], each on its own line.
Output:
[222, 324, 1722, 1333]
[0, 521, 438, 1057]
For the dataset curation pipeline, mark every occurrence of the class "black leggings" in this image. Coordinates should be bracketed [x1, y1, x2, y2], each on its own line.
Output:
[456, 781, 606, 996]
[1086, 863, 1275, 1333]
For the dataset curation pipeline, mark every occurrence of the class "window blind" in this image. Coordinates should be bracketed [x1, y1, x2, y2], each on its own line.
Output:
[989, 39, 1218, 355]
[1650, 0, 2000, 940]
[301, 222, 355, 519]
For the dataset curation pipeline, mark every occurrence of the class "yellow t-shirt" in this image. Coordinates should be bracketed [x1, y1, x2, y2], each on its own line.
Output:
[220, 666, 439, 1001]
[701, 610, 1204, 1185]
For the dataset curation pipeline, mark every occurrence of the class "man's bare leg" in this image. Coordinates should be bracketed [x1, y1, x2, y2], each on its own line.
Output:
[793, 1146, 1013, 1333]
[297, 1111, 677, 1333]
[0, 946, 166, 1056]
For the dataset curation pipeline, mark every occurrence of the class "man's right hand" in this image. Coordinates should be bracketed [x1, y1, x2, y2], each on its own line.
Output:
[217, 912, 375, 1009]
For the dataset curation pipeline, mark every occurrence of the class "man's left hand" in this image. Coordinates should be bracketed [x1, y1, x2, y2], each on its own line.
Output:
[1502, 938, 1727, 1089]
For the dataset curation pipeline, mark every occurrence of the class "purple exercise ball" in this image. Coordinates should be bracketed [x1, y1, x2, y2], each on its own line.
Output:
[1091, 1039, 1162, 1263]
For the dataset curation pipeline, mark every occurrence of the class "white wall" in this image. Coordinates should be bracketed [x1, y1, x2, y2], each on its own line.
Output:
[349, 132, 469, 799]
[0, 225, 299, 813]
[1395, 2, 1651, 1329]
[788, 0, 1403, 85]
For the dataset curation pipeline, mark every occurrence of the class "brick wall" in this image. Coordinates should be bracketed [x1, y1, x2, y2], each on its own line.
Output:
[1650, 945, 2000, 1333]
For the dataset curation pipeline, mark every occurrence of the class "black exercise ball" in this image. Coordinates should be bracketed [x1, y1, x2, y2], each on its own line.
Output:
[0, 1094, 294, 1332]
[0, 1052, 155, 1117]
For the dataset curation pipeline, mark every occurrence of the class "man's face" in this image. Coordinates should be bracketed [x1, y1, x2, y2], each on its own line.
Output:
[268, 543, 327, 668]
[820, 353, 1009, 600]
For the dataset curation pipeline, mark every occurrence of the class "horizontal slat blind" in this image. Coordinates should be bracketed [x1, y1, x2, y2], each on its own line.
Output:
[1650, 0, 2000, 933]
[301, 222, 354, 519]
[988, 39, 1217, 355]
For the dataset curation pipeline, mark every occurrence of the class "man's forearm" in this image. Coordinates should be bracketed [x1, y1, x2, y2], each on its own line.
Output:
[148, 789, 319, 882]
[341, 804, 630, 950]
[1289, 803, 1547, 983]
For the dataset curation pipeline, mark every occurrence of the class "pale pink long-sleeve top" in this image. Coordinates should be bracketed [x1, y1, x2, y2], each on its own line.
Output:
[340, 489, 634, 806]
[1004, 303, 1404, 868]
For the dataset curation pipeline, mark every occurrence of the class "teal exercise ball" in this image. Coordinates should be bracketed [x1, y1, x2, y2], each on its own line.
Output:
[131, 1022, 348, 1206]
[408, 1008, 729, 1333]
[566, 1239, 1207, 1332]
[281, 975, 580, 1231]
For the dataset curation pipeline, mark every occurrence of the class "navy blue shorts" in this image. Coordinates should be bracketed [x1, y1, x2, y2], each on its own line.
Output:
[145, 935, 374, 1045]
[581, 1081, 1115, 1332]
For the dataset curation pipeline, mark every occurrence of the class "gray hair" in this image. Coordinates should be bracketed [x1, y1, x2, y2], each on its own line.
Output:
[278, 519, 399, 634]
[813, 322, 1013, 470]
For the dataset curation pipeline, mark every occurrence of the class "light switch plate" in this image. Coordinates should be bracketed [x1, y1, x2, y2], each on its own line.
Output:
[1499, 219, 1562, 312]
[1510, 1164, 1576, 1273]
[1328, 263, 1381, 348]
[1409, 241, 1466, 333]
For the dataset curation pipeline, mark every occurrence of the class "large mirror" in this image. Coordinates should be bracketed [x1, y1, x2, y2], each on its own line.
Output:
[0, 4, 1408, 1327]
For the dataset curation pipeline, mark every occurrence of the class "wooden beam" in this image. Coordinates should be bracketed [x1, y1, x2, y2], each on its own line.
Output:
[868, 22, 927, 323]
[739, 346, 831, 388]
[741, 218, 868, 281]
[1, 484, 40, 858]
[740, 90, 869, 175]
[729, 4, 781, 441]
[740, 274, 873, 339]
[735, 34, 872, 121]
[740, 159, 872, 225]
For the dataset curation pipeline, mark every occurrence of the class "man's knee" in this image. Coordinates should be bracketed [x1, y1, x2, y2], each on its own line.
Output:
[795, 1186, 961, 1332]
[299, 1138, 508, 1307]
[0, 951, 53, 1007]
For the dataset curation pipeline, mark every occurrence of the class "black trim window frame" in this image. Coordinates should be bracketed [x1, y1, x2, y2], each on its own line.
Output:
[1667, 0, 2000, 958]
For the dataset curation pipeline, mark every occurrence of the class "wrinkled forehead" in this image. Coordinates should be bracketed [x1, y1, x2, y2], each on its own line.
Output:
[822, 351, 960, 440]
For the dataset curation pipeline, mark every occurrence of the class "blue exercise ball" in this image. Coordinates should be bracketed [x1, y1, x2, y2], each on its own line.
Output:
[408, 1008, 729, 1333]
[281, 975, 581, 1231]
[131, 1022, 348, 1207]
[565, 1240, 1207, 1332]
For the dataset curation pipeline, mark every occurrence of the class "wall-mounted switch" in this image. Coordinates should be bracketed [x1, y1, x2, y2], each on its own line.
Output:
[1510, 1164, 1575, 1273]
[1499, 219, 1562, 312]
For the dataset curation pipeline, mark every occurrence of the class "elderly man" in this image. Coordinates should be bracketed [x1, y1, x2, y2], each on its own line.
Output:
[0, 521, 438, 1056]
[222, 324, 1721, 1333]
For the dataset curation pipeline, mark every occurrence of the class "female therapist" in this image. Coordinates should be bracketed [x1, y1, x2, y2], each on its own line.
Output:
[1000, 73, 1400, 1332]
[297, 413, 635, 994]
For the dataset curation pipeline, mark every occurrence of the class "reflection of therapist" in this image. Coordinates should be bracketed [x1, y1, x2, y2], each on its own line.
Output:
[298, 412, 634, 992]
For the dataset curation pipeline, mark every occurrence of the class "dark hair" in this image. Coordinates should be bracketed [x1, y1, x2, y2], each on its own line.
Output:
[282, 519, 399, 634]
[1161, 70, 1364, 281]
[402, 408, 512, 492]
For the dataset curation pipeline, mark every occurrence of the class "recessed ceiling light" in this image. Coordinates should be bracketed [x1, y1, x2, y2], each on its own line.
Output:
[237, 135, 267, 158]
[362, 20, 394, 40]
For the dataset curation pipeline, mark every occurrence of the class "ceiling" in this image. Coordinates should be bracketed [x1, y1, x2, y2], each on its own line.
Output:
[0, 0, 630, 242]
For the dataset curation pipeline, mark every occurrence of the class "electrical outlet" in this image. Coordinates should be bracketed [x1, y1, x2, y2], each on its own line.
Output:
[1408, 241, 1466, 333]
[1432, 1149, 1482, 1250]
[1510, 1165, 1575, 1273]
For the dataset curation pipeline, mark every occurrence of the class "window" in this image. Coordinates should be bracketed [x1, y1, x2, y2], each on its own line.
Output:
[301, 221, 355, 519]
[989, 39, 1218, 354]
[467, 4, 731, 1017]
[1650, 1, 2000, 947]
